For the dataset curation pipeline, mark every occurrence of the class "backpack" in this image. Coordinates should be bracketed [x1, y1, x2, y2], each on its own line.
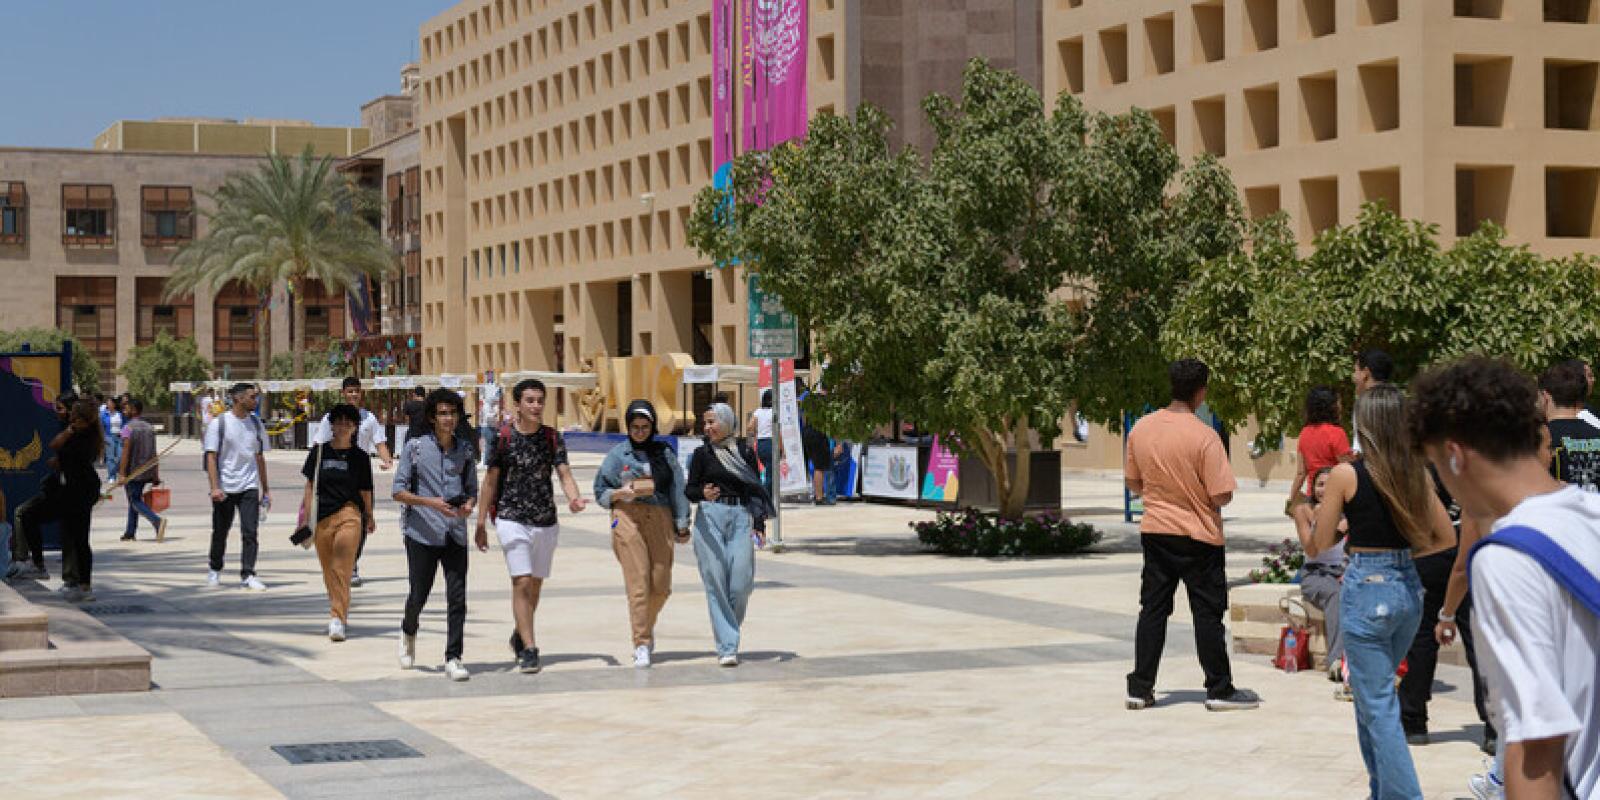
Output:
[488, 423, 559, 522]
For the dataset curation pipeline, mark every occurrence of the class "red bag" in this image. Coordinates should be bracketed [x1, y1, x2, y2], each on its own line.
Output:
[1273, 597, 1312, 672]
[144, 485, 171, 514]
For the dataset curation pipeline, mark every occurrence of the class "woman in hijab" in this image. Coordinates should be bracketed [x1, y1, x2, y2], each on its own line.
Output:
[683, 402, 771, 666]
[594, 399, 691, 668]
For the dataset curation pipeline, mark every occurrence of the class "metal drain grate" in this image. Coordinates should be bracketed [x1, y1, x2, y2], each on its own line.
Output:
[272, 739, 423, 765]
[82, 604, 155, 616]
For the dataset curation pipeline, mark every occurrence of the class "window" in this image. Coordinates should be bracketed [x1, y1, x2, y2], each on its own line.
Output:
[62, 184, 115, 246]
[0, 181, 25, 244]
[141, 186, 194, 246]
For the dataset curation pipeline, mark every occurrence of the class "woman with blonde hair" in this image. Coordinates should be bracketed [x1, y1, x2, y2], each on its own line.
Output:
[1312, 384, 1453, 799]
[684, 402, 770, 666]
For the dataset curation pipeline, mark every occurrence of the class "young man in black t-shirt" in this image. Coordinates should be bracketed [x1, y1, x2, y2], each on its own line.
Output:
[474, 378, 588, 673]
[1540, 360, 1600, 492]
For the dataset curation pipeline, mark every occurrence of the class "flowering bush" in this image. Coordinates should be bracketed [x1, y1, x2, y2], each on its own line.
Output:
[911, 508, 1101, 557]
[1249, 538, 1306, 583]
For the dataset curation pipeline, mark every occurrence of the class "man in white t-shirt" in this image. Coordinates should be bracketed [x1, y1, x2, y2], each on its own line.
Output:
[312, 376, 394, 586]
[1412, 358, 1599, 799]
[204, 383, 272, 591]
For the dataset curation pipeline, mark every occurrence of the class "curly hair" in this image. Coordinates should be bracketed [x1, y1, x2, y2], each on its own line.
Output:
[1304, 385, 1340, 425]
[1407, 357, 1543, 461]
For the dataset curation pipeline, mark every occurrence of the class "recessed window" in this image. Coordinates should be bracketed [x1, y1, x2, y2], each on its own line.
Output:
[1456, 165, 1514, 236]
[1455, 56, 1513, 127]
[1545, 0, 1596, 23]
[1299, 72, 1339, 142]
[0, 181, 26, 245]
[1301, 0, 1336, 38]
[1546, 60, 1600, 130]
[1245, 84, 1280, 150]
[1144, 14, 1175, 76]
[1360, 168, 1402, 214]
[1359, 61, 1401, 132]
[1099, 26, 1128, 86]
[62, 184, 115, 247]
[1192, 2, 1225, 63]
[1244, 0, 1279, 52]
[140, 186, 194, 246]
[1193, 95, 1226, 156]
[1547, 167, 1600, 237]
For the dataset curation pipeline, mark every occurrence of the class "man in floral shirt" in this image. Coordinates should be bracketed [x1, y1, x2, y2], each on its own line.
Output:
[475, 378, 588, 674]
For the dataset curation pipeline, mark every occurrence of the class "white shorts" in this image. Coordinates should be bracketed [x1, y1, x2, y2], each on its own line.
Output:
[495, 519, 559, 578]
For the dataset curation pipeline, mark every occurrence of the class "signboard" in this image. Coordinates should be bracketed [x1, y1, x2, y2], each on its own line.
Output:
[862, 444, 919, 500]
[748, 275, 799, 359]
[920, 435, 960, 502]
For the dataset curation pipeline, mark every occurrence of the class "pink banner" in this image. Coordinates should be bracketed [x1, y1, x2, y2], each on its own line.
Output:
[741, 0, 808, 152]
[713, 0, 735, 167]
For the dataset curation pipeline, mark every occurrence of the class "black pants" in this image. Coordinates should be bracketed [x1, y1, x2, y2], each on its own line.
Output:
[1400, 548, 1495, 740]
[1128, 534, 1235, 699]
[209, 490, 260, 579]
[14, 490, 62, 567]
[402, 536, 468, 661]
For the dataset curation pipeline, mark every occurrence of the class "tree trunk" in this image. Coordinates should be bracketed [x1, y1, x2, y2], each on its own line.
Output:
[256, 291, 271, 379]
[291, 275, 307, 379]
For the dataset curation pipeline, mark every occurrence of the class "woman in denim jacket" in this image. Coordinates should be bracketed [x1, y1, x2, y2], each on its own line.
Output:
[594, 399, 691, 668]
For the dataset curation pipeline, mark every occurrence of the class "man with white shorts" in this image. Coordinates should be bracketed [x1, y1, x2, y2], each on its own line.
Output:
[475, 378, 588, 674]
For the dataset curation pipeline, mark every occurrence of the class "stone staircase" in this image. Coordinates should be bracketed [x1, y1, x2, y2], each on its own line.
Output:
[0, 581, 151, 697]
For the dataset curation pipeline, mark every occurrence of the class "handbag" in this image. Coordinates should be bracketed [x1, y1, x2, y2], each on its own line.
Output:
[1273, 596, 1312, 672]
[290, 444, 323, 548]
[144, 484, 171, 514]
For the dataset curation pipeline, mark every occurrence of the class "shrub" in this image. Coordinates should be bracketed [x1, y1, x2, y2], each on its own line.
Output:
[1249, 537, 1306, 583]
[912, 508, 1101, 557]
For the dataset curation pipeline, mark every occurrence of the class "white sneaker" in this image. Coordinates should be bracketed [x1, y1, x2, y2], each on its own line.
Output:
[444, 658, 470, 681]
[206, 570, 221, 588]
[240, 576, 267, 591]
[718, 654, 739, 667]
[328, 619, 346, 642]
[397, 631, 416, 669]
[633, 645, 651, 668]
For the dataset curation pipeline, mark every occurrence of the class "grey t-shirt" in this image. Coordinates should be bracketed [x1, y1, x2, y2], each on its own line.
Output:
[204, 413, 268, 494]
[122, 417, 159, 482]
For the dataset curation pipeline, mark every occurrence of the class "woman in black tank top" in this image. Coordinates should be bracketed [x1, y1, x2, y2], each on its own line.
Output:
[1309, 385, 1452, 799]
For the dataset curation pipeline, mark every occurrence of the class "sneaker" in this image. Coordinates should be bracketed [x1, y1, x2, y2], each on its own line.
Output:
[509, 630, 525, 657]
[240, 576, 267, 591]
[349, 570, 363, 588]
[328, 619, 346, 642]
[398, 631, 416, 669]
[718, 654, 739, 667]
[206, 570, 221, 588]
[633, 645, 651, 668]
[518, 647, 542, 674]
[156, 518, 168, 542]
[1125, 693, 1157, 711]
[1204, 688, 1261, 711]
[1469, 761, 1505, 800]
[444, 658, 470, 681]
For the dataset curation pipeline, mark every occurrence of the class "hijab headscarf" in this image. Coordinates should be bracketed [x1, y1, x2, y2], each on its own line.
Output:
[707, 402, 760, 486]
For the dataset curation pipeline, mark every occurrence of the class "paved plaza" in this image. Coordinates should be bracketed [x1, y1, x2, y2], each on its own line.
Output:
[1, 438, 1488, 798]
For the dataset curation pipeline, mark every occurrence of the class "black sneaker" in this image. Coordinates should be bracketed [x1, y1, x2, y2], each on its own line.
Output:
[1204, 687, 1261, 711]
[1125, 693, 1156, 710]
[517, 647, 541, 674]
[509, 630, 525, 657]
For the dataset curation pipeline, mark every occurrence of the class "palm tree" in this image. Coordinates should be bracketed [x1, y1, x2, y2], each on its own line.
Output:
[167, 147, 395, 378]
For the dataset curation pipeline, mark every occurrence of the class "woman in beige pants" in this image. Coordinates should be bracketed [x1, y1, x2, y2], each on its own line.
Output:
[298, 404, 375, 642]
[594, 400, 690, 667]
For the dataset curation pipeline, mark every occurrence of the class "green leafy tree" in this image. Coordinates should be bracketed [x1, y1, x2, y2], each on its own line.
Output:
[167, 147, 394, 379]
[0, 327, 100, 396]
[1166, 203, 1600, 445]
[120, 332, 214, 410]
[689, 60, 1245, 517]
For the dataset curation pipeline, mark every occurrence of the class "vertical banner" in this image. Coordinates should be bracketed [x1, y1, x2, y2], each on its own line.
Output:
[767, 359, 810, 496]
[742, 0, 808, 152]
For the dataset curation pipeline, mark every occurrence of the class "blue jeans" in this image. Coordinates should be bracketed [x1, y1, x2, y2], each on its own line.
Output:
[692, 500, 756, 657]
[1341, 550, 1424, 800]
[124, 479, 162, 537]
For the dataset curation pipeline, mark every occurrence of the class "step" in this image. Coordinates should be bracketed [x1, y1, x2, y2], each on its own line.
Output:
[0, 583, 50, 651]
[0, 582, 151, 698]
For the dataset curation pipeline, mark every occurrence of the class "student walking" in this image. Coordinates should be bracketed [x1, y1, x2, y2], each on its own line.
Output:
[684, 403, 770, 667]
[393, 388, 478, 681]
[595, 399, 690, 668]
[312, 377, 394, 587]
[474, 379, 588, 674]
[117, 398, 166, 542]
[1311, 384, 1453, 800]
[1411, 357, 1600, 799]
[1124, 359, 1259, 712]
[299, 404, 374, 642]
[204, 383, 271, 591]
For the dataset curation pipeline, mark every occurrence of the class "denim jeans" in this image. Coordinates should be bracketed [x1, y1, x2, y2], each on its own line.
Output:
[124, 479, 162, 538]
[692, 500, 756, 657]
[1341, 550, 1424, 800]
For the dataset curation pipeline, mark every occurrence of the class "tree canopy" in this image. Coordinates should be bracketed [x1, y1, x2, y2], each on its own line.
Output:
[121, 332, 214, 410]
[688, 59, 1246, 516]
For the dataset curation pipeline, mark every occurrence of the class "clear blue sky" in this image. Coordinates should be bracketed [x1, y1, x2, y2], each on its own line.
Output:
[2, 0, 451, 148]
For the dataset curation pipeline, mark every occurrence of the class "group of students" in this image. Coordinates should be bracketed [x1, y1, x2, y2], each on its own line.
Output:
[1127, 353, 1599, 800]
[282, 377, 772, 681]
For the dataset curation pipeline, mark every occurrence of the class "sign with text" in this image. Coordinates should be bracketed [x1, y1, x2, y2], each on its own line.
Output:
[747, 275, 799, 359]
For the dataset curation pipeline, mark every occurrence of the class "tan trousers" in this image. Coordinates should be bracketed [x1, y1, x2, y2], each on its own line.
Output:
[315, 504, 363, 622]
[612, 502, 675, 647]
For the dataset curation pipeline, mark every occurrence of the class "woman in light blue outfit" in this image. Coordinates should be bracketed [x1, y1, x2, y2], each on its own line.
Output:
[683, 403, 771, 667]
[1312, 385, 1453, 800]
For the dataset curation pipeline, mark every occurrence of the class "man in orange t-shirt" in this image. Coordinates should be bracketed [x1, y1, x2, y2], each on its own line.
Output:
[1123, 359, 1259, 712]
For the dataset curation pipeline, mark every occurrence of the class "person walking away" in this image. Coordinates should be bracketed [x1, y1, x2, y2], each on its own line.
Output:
[684, 403, 770, 667]
[312, 377, 394, 587]
[1123, 359, 1260, 712]
[393, 388, 478, 681]
[204, 383, 271, 591]
[117, 398, 166, 542]
[53, 400, 104, 602]
[299, 404, 374, 642]
[1411, 357, 1600, 800]
[477, 371, 501, 467]
[8, 394, 76, 580]
[474, 379, 588, 674]
[1311, 384, 1454, 800]
[1351, 350, 1393, 454]
[746, 391, 775, 498]
[595, 399, 690, 668]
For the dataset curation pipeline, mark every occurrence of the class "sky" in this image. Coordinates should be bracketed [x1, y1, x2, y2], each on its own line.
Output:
[1, 0, 452, 148]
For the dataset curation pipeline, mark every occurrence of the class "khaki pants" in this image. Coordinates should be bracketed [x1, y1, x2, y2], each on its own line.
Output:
[315, 504, 363, 622]
[612, 503, 675, 647]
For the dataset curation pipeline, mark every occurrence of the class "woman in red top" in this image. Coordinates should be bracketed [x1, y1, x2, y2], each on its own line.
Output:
[1289, 386, 1352, 507]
